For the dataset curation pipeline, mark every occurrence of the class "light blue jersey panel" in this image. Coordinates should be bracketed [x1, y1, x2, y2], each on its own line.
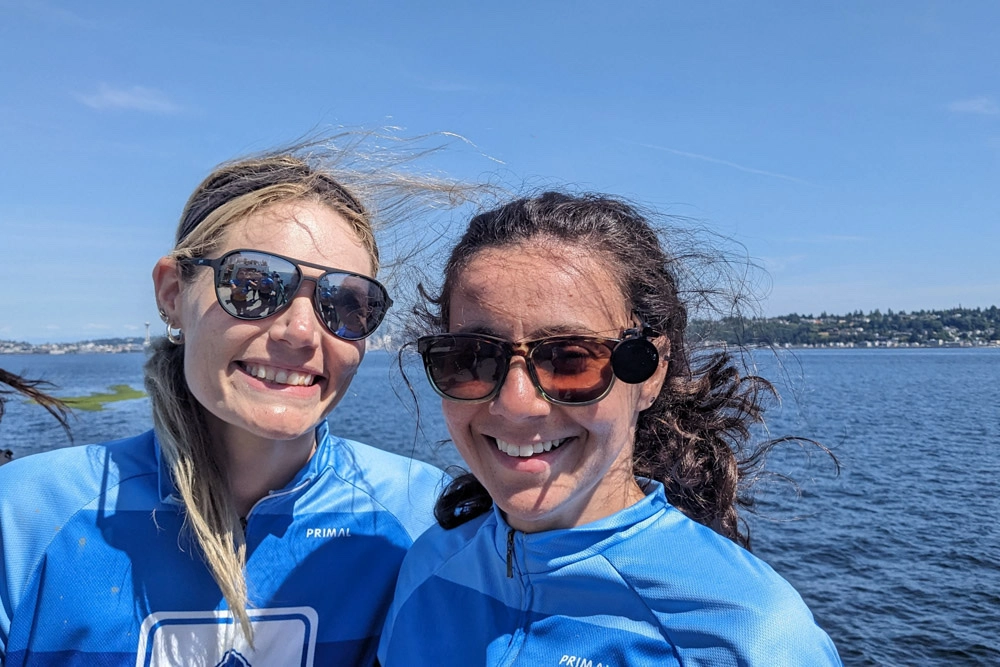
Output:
[380, 483, 842, 666]
[1, 423, 443, 666]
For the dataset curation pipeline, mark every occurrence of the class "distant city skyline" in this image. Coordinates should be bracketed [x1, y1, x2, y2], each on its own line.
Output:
[2, 3, 998, 343]
[4, 305, 997, 349]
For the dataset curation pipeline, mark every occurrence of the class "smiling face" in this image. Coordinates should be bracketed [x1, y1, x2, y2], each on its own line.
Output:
[442, 241, 667, 533]
[156, 200, 374, 451]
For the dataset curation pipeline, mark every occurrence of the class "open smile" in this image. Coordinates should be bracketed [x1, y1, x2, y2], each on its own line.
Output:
[494, 437, 569, 458]
[238, 361, 320, 387]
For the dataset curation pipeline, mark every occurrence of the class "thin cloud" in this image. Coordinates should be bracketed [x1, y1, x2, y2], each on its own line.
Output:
[783, 235, 869, 244]
[760, 254, 808, 272]
[3, 0, 98, 28]
[631, 141, 812, 185]
[77, 84, 182, 113]
[818, 234, 867, 242]
[947, 97, 999, 115]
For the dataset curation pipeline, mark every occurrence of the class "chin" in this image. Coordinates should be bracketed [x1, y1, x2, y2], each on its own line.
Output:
[265, 418, 323, 441]
[237, 409, 324, 443]
[495, 492, 559, 525]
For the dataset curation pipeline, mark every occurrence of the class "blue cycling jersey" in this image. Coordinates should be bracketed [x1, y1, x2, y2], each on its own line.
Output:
[0, 421, 442, 666]
[380, 482, 842, 666]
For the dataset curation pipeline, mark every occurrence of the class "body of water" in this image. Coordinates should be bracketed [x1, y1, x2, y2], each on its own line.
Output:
[1, 348, 997, 665]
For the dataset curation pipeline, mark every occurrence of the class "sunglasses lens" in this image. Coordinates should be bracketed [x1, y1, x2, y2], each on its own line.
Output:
[216, 251, 298, 319]
[422, 336, 507, 401]
[315, 273, 390, 340]
[532, 338, 615, 403]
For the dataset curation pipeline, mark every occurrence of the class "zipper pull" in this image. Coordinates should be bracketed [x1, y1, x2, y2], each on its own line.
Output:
[506, 528, 515, 578]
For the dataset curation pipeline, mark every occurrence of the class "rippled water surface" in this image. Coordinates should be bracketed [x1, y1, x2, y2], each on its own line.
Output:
[747, 349, 1000, 666]
[2, 348, 998, 665]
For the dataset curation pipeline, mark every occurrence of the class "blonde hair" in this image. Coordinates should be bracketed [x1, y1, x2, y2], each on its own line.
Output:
[145, 138, 478, 643]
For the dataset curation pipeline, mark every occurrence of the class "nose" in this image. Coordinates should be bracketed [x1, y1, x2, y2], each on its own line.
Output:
[269, 278, 321, 348]
[489, 359, 551, 420]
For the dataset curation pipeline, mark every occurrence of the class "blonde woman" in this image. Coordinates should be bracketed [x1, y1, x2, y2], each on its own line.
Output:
[0, 147, 447, 665]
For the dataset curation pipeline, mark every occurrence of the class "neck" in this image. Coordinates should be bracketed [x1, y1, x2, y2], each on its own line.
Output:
[208, 419, 318, 517]
[505, 475, 647, 534]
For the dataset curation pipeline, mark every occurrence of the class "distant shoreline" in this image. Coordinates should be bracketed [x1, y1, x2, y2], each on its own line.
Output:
[4, 305, 999, 354]
[0, 335, 398, 355]
[3, 341, 998, 356]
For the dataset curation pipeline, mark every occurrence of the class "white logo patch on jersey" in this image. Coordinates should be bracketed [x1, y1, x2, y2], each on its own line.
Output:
[135, 607, 318, 666]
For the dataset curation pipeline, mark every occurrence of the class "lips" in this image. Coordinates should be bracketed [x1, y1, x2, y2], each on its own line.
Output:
[494, 437, 568, 458]
[239, 361, 318, 387]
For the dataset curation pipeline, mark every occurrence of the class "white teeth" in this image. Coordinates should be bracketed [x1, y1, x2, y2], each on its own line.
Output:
[495, 438, 565, 458]
[243, 363, 315, 387]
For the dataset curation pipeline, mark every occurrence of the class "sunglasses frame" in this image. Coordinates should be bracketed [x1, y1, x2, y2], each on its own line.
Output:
[181, 248, 392, 341]
[418, 332, 623, 406]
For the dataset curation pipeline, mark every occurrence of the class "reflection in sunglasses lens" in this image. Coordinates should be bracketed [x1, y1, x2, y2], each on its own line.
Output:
[216, 252, 298, 319]
[323, 276, 392, 340]
[423, 335, 616, 405]
[430, 339, 505, 400]
[534, 339, 613, 403]
[205, 250, 389, 340]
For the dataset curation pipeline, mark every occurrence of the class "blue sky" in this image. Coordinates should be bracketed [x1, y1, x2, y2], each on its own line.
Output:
[1, 1, 997, 343]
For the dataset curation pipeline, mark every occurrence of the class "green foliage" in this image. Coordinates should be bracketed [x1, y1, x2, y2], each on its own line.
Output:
[691, 306, 1000, 347]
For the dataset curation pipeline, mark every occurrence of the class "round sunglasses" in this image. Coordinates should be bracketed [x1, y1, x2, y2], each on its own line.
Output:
[418, 332, 622, 406]
[182, 249, 392, 341]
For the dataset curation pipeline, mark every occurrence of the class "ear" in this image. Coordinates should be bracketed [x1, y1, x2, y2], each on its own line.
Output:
[153, 257, 184, 326]
[637, 336, 670, 411]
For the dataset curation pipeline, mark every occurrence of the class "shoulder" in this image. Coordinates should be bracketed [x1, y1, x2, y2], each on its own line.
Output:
[378, 515, 492, 665]
[321, 433, 447, 541]
[610, 507, 841, 663]
[0, 431, 162, 633]
[406, 512, 488, 571]
[328, 435, 446, 494]
[0, 432, 159, 532]
[0, 431, 157, 506]
[388, 513, 491, 607]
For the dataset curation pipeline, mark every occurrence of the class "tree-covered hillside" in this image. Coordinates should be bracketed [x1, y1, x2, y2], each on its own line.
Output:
[693, 306, 1000, 347]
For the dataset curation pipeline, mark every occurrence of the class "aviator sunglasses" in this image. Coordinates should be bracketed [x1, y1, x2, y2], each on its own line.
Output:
[417, 326, 660, 406]
[181, 249, 392, 341]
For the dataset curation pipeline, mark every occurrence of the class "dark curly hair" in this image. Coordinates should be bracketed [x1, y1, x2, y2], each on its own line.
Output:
[417, 191, 789, 548]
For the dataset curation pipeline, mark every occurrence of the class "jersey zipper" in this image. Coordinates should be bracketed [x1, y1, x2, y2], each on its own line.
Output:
[506, 528, 516, 578]
[241, 476, 314, 539]
[501, 527, 531, 667]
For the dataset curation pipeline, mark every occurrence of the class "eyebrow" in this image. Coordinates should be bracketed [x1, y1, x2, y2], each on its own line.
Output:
[451, 323, 615, 340]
